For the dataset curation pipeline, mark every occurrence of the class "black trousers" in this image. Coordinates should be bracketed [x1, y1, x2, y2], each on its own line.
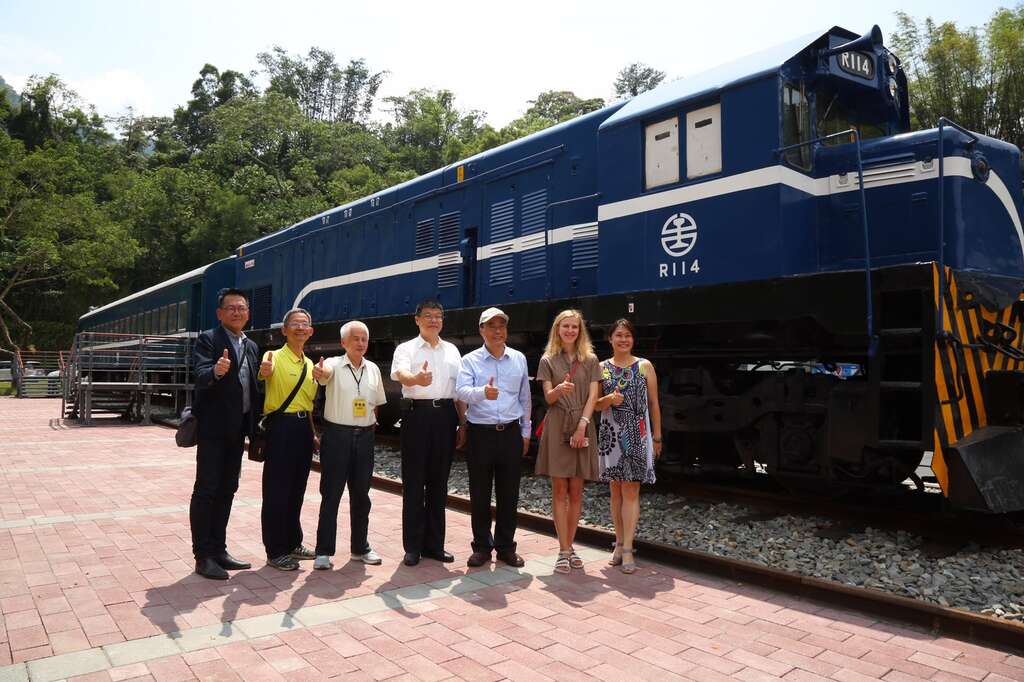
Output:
[189, 427, 245, 560]
[261, 415, 313, 559]
[400, 401, 457, 554]
[466, 423, 522, 554]
[315, 424, 374, 556]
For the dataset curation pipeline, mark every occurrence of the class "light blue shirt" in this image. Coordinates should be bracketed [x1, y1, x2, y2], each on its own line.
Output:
[456, 344, 532, 438]
[224, 326, 251, 415]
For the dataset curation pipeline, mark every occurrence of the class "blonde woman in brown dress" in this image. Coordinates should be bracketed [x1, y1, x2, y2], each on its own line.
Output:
[536, 309, 601, 573]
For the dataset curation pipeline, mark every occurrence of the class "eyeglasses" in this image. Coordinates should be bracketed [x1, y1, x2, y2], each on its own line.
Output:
[418, 314, 443, 322]
[287, 322, 311, 329]
[221, 305, 249, 313]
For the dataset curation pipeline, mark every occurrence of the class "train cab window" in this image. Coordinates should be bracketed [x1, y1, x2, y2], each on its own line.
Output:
[782, 83, 812, 170]
[816, 83, 888, 145]
[644, 117, 679, 190]
[686, 103, 722, 179]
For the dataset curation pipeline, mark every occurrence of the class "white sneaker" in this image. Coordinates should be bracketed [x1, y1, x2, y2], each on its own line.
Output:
[313, 555, 333, 570]
[351, 549, 382, 565]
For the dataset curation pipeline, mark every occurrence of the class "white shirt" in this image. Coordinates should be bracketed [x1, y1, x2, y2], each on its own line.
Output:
[391, 335, 461, 399]
[318, 355, 387, 426]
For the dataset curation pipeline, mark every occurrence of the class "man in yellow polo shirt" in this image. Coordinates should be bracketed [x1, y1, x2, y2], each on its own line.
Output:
[258, 308, 318, 571]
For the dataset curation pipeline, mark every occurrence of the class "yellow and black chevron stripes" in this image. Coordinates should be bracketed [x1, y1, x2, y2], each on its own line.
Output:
[931, 263, 1024, 496]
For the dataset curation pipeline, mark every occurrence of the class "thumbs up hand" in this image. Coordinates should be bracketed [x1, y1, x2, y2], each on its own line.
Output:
[312, 356, 328, 382]
[558, 372, 575, 397]
[415, 360, 433, 387]
[259, 351, 274, 378]
[609, 387, 625, 406]
[484, 376, 499, 400]
[214, 348, 231, 378]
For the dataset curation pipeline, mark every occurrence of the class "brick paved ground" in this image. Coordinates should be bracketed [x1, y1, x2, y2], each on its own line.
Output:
[0, 398, 1021, 681]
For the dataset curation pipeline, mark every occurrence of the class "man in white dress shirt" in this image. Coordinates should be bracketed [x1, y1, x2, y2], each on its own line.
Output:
[391, 300, 465, 566]
[312, 321, 387, 570]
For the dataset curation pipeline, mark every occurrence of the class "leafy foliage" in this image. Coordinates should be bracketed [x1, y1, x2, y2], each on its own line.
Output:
[613, 63, 666, 98]
[891, 7, 1024, 148]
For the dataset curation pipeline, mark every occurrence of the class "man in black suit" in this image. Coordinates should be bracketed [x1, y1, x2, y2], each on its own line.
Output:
[190, 288, 262, 580]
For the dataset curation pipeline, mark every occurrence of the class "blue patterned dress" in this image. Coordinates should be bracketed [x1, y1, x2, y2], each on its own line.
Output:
[598, 359, 656, 484]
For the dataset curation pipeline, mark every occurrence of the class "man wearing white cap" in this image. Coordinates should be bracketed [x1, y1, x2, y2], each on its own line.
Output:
[456, 307, 532, 567]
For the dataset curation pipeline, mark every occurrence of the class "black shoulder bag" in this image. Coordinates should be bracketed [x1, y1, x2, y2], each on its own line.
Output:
[248, 361, 308, 462]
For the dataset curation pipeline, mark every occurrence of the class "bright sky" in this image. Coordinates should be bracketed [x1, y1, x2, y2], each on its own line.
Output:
[0, 0, 1010, 129]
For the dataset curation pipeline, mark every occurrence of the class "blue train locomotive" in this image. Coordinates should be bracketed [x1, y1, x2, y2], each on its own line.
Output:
[81, 25, 1024, 512]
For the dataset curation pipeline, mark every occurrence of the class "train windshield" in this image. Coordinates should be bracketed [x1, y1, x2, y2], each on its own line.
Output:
[815, 81, 889, 145]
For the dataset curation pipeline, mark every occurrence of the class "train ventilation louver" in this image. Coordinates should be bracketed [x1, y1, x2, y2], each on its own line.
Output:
[830, 160, 935, 192]
[437, 211, 461, 249]
[252, 285, 272, 330]
[436, 252, 461, 289]
[489, 199, 516, 285]
[415, 218, 434, 256]
[571, 222, 599, 270]
[520, 189, 548, 280]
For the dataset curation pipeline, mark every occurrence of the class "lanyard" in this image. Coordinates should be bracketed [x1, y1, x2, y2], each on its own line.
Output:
[347, 364, 365, 396]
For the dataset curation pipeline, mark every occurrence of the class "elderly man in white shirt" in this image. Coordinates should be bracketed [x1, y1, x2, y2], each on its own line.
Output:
[390, 299, 465, 566]
[311, 321, 387, 569]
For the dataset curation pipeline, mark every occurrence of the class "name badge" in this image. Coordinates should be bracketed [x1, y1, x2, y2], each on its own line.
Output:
[353, 398, 367, 418]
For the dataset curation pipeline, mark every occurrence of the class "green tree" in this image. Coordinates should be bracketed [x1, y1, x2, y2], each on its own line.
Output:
[6, 75, 110, 150]
[172, 64, 255, 153]
[0, 132, 139, 353]
[891, 7, 1024, 149]
[613, 63, 666, 98]
[258, 47, 385, 124]
[382, 89, 488, 174]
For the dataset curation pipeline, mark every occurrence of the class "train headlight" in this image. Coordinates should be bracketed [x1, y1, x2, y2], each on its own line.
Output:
[888, 78, 899, 99]
[887, 54, 898, 75]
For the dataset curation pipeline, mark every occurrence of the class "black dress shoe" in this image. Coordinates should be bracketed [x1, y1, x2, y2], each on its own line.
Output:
[466, 551, 491, 568]
[403, 552, 420, 566]
[196, 557, 229, 580]
[213, 553, 251, 571]
[422, 549, 454, 563]
[496, 551, 525, 567]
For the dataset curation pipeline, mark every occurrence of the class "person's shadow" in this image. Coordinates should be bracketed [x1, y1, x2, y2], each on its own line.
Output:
[142, 566, 303, 639]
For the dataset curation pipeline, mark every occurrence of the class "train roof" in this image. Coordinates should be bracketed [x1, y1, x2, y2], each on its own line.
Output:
[79, 257, 233, 321]
[600, 25, 858, 131]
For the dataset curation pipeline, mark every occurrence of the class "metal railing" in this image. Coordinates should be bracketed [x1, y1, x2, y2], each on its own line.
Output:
[63, 332, 193, 424]
[12, 350, 64, 398]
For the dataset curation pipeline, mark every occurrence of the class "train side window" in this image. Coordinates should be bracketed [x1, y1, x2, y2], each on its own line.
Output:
[177, 301, 188, 332]
[686, 102, 722, 179]
[644, 117, 679, 190]
[783, 83, 812, 170]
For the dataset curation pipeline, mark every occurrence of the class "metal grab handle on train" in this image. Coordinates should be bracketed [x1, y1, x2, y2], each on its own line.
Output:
[936, 118, 979, 340]
[938, 332, 968, 405]
[775, 128, 877, 358]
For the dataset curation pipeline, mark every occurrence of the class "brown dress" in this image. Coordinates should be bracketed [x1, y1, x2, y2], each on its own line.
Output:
[535, 353, 601, 480]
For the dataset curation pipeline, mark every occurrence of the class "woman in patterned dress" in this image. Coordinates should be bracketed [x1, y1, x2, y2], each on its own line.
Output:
[536, 310, 601, 573]
[594, 319, 662, 573]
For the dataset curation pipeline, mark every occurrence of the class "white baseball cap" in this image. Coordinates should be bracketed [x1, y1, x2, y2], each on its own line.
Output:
[479, 307, 509, 325]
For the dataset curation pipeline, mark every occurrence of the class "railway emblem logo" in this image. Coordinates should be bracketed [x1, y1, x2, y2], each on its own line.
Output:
[661, 213, 698, 257]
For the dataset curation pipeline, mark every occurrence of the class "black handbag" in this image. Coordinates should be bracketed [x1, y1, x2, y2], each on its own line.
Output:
[248, 361, 308, 462]
[175, 407, 197, 448]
